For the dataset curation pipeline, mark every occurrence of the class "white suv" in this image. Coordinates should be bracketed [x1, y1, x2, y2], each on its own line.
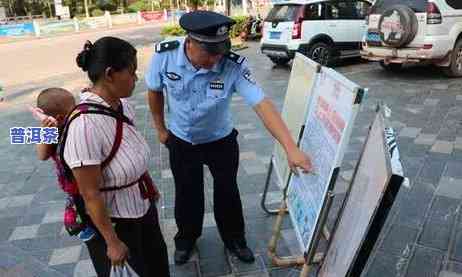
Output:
[361, 0, 462, 77]
[260, 0, 372, 66]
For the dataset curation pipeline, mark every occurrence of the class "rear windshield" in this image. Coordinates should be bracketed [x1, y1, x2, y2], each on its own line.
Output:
[372, 0, 427, 13]
[265, 4, 302, 22]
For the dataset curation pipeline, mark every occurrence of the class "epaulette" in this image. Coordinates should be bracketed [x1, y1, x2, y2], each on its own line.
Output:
[155, 40, 180, 53]
[226, 52, 246, 64]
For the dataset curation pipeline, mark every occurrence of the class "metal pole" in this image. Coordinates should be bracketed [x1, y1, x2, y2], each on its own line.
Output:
[260, 157, 285, 215]
[305, 188, 335, 268]
[267, 198, 305, 267]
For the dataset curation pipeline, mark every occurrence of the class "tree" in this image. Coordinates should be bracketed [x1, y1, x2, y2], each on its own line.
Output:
[84, 0, 89, 17]
[5, 0, 47, 16]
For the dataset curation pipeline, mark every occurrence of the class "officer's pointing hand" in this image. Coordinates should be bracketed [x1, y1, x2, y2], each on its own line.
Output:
[287, 147, 313, 175]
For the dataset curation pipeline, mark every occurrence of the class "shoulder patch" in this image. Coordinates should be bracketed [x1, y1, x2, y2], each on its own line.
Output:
[242, 69, 256, 84]
[155, 40, 180, 53]
[226, 52, 245, 64]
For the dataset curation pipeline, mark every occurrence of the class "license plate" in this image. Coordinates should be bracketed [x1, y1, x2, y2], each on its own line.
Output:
[270, 32, 281, 39]
[367, 32, 381, 42]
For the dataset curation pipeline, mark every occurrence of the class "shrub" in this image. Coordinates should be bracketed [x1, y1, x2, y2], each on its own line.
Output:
[127, 0, 150, 12]
[95, 0, 117, 11]
[160, 24, 186, 37]
[91, 8, 105, 16]
[160, 15, 250, 39]
[229, 15, 249, 38]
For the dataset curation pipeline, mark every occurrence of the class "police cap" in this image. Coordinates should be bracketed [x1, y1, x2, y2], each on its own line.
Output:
[179, 11, 236, 55]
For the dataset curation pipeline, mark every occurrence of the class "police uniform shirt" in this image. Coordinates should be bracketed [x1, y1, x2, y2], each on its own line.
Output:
[145, 38, 265, 145]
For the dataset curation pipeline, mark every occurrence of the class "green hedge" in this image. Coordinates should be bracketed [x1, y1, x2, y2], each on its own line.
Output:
[229, 15, 248, 38]
[160, 15, 250, 39]
[160, 24, 187, 37]
[91, 8, 105, 16]
[127, 0, 150, 12]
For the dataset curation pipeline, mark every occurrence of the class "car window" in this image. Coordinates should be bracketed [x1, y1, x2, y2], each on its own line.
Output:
[355, 1, 371, 19]
[324, 0, 368, 20]
[446, 0, 462, 9]
[265, 4, 302, 22]
[372, 0, 427, 13]
[304, 3, 323, 20]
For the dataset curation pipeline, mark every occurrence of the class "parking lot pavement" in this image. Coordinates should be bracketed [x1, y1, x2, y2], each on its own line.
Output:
[1, 41, 462, 276]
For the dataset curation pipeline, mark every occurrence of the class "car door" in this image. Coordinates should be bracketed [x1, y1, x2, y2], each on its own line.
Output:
[301, 3, 330, 42]
[323, 0, 370, 50]
[352, 0, 372, 42]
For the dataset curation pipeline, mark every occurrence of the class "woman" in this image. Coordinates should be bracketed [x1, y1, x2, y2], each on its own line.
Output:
[64, 37, 170, 276]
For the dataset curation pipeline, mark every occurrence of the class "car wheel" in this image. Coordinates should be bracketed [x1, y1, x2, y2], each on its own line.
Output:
[269, 57, 290, 66]
[443, 39, 462, 77]
[308, 42, 333, 66]
[380, 61, 403, 72]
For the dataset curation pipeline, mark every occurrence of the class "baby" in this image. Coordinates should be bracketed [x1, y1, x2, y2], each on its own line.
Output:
[31, 88, 97, 240]
[33, 88, 75, 160]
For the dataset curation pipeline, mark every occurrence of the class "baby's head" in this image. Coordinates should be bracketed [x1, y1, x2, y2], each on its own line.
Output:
[37, 88, 76, 127]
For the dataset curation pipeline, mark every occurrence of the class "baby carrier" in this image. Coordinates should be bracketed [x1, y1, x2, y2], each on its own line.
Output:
[55, 102, 158, 237]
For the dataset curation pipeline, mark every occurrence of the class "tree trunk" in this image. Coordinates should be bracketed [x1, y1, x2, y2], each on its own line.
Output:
[48, 0, 52, 17]
[224, 0, 229, 15]
[191, 0, 197, 10]
[14, 0, 26, 15]
[84, 0, 89, 17]
[7, 0, 15, 16]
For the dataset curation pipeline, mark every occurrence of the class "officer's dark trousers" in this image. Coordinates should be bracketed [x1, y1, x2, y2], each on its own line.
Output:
[85, 204, 170, 277]
[167, 129, 246, 250]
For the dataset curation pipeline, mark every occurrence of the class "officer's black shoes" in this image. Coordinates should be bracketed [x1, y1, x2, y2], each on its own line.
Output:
[174, 247, 194, 265]
[226, 240, 256, 263]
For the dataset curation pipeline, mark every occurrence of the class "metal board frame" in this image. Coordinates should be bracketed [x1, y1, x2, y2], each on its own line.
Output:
[319, 110, 405, 277]
[261, 53, 320, 215]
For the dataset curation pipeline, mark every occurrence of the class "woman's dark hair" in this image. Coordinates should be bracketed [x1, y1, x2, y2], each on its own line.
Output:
[76, 37, 137, 83]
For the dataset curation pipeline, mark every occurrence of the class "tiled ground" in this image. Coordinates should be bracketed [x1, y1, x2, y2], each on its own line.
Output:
[1, 40, 462, 276]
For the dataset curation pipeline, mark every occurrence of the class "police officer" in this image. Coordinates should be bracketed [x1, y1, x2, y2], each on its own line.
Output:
[145, 11, 312, 265]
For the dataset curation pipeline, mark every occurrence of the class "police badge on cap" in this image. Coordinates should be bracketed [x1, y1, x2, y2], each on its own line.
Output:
[179, 11, 236, 55]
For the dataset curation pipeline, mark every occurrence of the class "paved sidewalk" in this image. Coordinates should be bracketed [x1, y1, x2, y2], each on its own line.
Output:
[0, 42, 462, 276]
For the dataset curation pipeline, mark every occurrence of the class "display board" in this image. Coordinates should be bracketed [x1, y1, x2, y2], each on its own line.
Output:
[286, 67, 363, 253]
[112, 13, 139, 25]
[272, 53, 320, 188]
[39, 20, 74, 35]
[141, 11, 165, 22]
[0, 23, 35, 37]
[79, 16, 108, 30]
[319, 111, 404, 277]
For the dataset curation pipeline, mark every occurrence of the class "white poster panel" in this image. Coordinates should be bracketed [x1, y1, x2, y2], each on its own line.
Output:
[319, 112, 404, 277]
[287, 67, 362, 253]
[273, 53, 320, 188]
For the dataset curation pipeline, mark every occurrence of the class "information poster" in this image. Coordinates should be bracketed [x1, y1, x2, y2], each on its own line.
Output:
[287, 67, 362, 253]
[319, 112, 404, 277]
[273, 53, 320, 188]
